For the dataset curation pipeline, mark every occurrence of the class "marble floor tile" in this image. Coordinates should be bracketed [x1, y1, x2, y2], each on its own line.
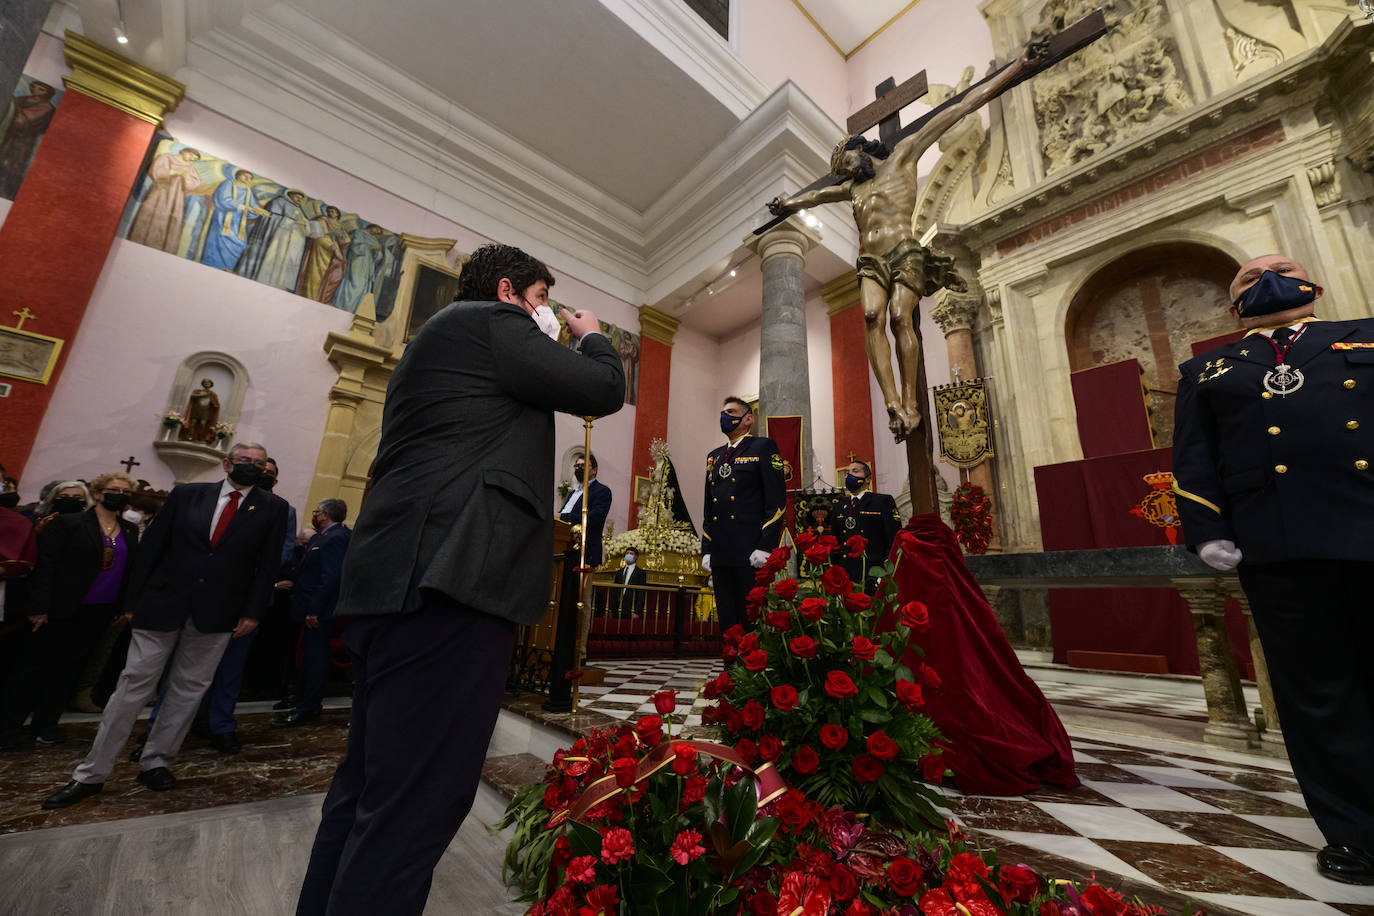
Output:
[1072, 762, 1154, 783]
[979, 830, 1160, 887]
[943, 797, 1079, 835]
[1032, 802, 1200, 844]
[1215, 848, 1374, 905]
[1174, 787, 1312, 818]
[1258, 791, 1312, 810]
[1238, 814, 1327, 849]
[1072, 750, 1103, 764]
[1139, 809, 1315, 850]
[1082, 780, 1228, 814]
[1332, 905, 1374, 915]
[1200, 769, 1304, 793]
[1016, 782, 1125, 807]
[1190, 893, 1351, 915]
[1097, 840, 1304, 896]
[1119, 764, 1250, 789]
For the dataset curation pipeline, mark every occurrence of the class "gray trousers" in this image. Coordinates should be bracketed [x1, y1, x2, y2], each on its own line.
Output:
[73, 620, 231, 785]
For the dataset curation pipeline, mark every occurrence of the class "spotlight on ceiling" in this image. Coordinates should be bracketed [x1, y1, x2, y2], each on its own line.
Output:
[114, 23, 129, 44]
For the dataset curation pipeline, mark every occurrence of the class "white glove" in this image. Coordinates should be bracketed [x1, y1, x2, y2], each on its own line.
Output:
[749, 549, 770, 569]
[701, 554, 711, 573]
[1198, 539, 1243, 571]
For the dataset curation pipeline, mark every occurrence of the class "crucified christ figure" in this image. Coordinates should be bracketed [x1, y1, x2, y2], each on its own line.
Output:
[769, 41, 1049, 443]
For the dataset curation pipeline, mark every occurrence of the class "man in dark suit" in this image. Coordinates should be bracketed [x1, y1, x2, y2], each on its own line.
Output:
[830, 460, 902, 593]
[701, 396, 787, 633]
[559, 452, 611, 663]
[1173, 253, 1374, 885]
[273, 498, 350, 728]
[42, 443, 288, 808]
[610, 545, 647, 618]
[296, 243, 624, 916]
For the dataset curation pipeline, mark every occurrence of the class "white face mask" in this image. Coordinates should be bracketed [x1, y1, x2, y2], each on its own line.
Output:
[121, 509, 144, 525]
[532, 304, 561, 340]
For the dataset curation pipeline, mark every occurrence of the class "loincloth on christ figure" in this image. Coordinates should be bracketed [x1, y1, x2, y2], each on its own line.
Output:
[855, 238, 965, 297]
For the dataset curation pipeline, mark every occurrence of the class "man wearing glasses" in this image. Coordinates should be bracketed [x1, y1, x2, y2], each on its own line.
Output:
[42, 442, 289, 808]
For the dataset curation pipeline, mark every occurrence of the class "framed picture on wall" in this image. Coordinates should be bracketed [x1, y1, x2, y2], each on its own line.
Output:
[0, 325, 63, 384]
[634, 475, 652, 506]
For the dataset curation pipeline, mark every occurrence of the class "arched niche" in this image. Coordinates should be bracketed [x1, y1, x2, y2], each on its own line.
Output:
[151, 351, 251, 482]
[1064, 243, 1240, 448]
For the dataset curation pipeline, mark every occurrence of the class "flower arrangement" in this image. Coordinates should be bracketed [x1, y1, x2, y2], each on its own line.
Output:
[950, 483, 994, 555]
[212, 420, 236, 441]
[158, 409, 184, 430]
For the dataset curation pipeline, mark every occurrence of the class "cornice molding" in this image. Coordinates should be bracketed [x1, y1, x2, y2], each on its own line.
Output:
[638, 305, 681, 346]
[62, 30, 184, 125]
[821, 273, 860, 316]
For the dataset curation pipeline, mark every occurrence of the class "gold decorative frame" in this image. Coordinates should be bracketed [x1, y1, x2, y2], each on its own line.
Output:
[0, 325, 63, 384]
[633, 475, 652, 506]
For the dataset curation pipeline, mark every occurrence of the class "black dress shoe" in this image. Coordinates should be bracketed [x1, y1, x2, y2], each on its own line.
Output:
[208, 731, 242, 754]
[270, 708, 321, 729]
[136, 767, 176, 791]
[272, 698, 295, 711]
[1318, 845, 1374, 885]
[42, 780, 103, 809]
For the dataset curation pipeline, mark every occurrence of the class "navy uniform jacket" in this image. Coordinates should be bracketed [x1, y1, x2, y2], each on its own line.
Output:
[1172, 318, 1374, 564]
[291, 523, 351, 623]
[829, 491, 902, 582]
[701, 435, 787, 566]
[559, 479, 612, 568]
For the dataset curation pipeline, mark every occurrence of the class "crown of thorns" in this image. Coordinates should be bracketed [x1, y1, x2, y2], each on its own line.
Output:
[830, 135, 858, 174]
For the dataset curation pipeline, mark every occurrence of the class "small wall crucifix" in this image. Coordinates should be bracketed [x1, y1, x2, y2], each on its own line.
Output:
[10, 307, 36, 330]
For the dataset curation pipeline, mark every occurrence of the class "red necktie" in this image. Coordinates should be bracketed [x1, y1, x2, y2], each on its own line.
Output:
[211, 491, 240, 547]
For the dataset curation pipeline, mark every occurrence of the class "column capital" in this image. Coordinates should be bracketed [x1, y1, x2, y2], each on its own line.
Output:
[744, 218, 819, 268]
[930, 289, 982, 336]
[63, 31, 184, 126]
[638, 305, 680, 346]
[821, 272, 861, 316]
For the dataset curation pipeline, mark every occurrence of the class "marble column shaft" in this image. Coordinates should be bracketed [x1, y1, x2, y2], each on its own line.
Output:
[1174, 580, 1260, 750]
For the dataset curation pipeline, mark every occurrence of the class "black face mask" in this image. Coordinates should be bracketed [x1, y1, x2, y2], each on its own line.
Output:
[101, 492, 131, 512]
[53, 496, 86, 514]
[845, 474, 866, 493]
[228, 463, 263, 486]
[1233, 270, 1319, 319]
[720, 411, 744, 436]
[258, 475, 277, 491]
[0, 492, 18, 510]
[573, 466, 585, 483]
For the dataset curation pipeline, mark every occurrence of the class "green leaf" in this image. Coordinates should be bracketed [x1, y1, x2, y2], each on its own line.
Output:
[858, 708, 892, 724]
[863, 686, 890, 709]
[723, 776, 758, 844]
[567, 819, 603, 857]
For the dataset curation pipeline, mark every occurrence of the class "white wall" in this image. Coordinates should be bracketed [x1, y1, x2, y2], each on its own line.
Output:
[737, 0, 849, 126]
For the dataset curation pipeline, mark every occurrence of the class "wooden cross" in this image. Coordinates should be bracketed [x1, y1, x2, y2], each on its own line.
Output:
[753, 9, 1108, 237]
[120, 455, 141, 474]
[10, 307, 36, 330]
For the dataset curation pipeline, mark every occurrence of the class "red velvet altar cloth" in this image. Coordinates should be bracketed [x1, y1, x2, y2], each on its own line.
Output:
[1034, 448, 1253, 676]
[885, 515, 1079, 796]
[1070, 360, 1154, 459]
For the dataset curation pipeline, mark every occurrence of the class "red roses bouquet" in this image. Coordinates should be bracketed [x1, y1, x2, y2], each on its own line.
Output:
[703, 535, 947, 830]
[951, 484, 994, 555]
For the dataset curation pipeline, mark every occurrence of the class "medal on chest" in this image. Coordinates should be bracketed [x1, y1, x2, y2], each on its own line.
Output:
[717, 460, 732, 479]
[1262, 363, 1304, 398]
[844, 516, 856, 531]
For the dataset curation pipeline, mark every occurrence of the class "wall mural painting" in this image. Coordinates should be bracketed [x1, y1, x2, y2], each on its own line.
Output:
[0, 75, 63, 200]
[557, 308, 640, 406]
[120, 137, 403, 317]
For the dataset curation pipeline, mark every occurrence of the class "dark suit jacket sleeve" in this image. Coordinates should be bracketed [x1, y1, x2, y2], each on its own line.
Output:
[701, 459, 713, 556]
[631, 566, 647, 613]
[879, 494, 901, 558]
[240, 498, 290, 621]
[588, 481, 611, 527]
[28, 515, 75, 615]
[755, 438, 788, 554]
[492, 312, 625, 418]
[1171, 368, 1234, 545]
[123, 484, 183, 609]
[296, 529, 349, 621]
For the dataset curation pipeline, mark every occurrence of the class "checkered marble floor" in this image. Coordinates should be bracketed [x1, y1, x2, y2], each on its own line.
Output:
[577, 659, 1374, 914]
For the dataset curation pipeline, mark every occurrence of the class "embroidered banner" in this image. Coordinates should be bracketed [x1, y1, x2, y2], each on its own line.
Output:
[932, 379, 994, 469]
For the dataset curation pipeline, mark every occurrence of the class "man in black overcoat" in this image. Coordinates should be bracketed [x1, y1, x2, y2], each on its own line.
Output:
[296, 243, 625, 916]
[1173, 253, 1374, 885]
[830, 460, 901, 593]
[701, 396, 787, 633]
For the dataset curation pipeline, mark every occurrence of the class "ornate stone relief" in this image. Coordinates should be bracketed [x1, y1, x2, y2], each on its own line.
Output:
[931, 289, 983, 335]
[1307, 160, 1343, 207]
[988, 150, 1015, 205]
[1031, 0, 1193, 174]
[1224, 27, 1283, 81]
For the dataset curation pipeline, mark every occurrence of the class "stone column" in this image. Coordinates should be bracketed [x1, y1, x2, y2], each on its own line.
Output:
[822, 273, 874, 479]
[1229, 588, 1285, 752]
[0, 1, 52, 113]
[1173, 580, 1260, 750]
[629, 306, 679, 528]
[746, 220, 819, 483]
[931, 288, 1000, 551]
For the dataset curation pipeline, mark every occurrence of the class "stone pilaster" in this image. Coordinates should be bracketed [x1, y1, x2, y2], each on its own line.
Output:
[1174, 581, 1260, 750]
[629, 305, 679, 527]
[822, 272, 874, 479]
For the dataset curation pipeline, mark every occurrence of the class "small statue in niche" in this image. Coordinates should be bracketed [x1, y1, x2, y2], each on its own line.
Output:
[180, 378, 221, 444]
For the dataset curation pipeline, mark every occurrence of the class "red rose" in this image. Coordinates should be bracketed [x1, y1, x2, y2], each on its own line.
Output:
[738, 632, 759, 652]
[789, 635, 818, 658]
[821, 565, 852, 595]
[852, 754, 885, 783]
[765, 545, 792, 570]
[947, 852, 990, 885]
[894, 529, 919, 555]
[794, 530, 817, 550]
[748, 891, 778, 916]
[792, 745, 820, 774]
[824, 670, 859, 699]
[772, 578, 799, 600]
[634, 714, 663, 747]
[743, 649, 768, 671]
[599, 826, 635, 865]
[611, 757, 636, 788]
[722, 624, 745, 646]
[671, 742, 698, 776]
[1079, 885, 1129, 916]
[919, 662, 941, 688]
[1039, 904, 1063, 916]
[842, 592, 872, 613]
[851, 636, 878, 661]
[896, 678, 924, 710]
[758, 734, 782, 761]
[845, 535, 867, 558]
[715, 671, 734, 694]
[920, 753, 946, 783]
[818, 534, 839, 551]
[735, 738, 758, 764]
[998, 864, 1041, 904]
[764, 610, 792, 631]
[830, 863, 859, 900]
[886, 856, 923, 896]
[797, 598, 826, 622]
[771, 684, 799, 711]
[865, 730, 899, 761]
[819, 724, 848, 749]
[804, 544, 831, 566]
[900, 600, 930, 632]
[740, 700, 765, 730]
[653, 690, 677, 715]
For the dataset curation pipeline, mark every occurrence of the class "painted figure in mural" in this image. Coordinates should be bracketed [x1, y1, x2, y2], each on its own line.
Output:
[0, 80, 58, 200]
[180, 379, 221, 444]
[128, 147, 203, 253]
[335, 224, 386, 313]
[201, 169, 268, 271]
[301, 205, 350, 303]
[768, 42, 1048, 442]
[236, 189, 310, 288]
[373, 233, 405, 321]
[616, 326, 639, 406]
